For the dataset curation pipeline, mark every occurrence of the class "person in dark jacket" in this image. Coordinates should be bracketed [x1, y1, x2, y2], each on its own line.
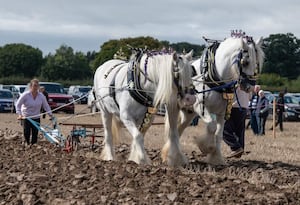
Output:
[270, 91, 285, 131]
[256, 90, 269, 135]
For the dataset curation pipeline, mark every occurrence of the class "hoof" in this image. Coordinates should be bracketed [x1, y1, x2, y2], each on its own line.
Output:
[128, 152, 151, 165]
[194, 136, 216, 155]
[206, 152, 226, 165]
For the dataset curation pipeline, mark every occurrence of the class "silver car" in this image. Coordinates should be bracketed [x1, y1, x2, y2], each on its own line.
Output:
[0, 89, 15, 112]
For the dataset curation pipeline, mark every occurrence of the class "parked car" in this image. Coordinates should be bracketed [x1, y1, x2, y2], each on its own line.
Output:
[267, 93, 300, 121]
[63, 87, 69, 94]
[0, 85, 20, 99]
[14, 85, 27, 96]
[68, 85, 92, 104]
[286, 93, 300, 103]
[39, 82, 75, 114]
[0, 89, 15, 112]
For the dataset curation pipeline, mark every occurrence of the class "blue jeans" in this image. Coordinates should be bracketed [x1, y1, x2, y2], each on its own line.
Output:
[257, 113, 268, 135]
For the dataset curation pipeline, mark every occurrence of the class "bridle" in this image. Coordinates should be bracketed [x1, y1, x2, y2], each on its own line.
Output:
[234, 37, 258, 92]
[172, 56, 195, 98]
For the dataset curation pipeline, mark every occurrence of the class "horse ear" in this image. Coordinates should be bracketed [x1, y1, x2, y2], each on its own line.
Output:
[185, 50, 194, 61]
[173, 52, 178, 61]
[255, 37, 263, 47]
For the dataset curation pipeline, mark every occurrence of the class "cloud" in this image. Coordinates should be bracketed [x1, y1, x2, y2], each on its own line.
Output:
[1, 0, 300, 54]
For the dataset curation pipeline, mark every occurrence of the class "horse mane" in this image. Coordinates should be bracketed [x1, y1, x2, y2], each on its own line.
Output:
[254, 38, 265, 72]
[140, 53, 174, 107]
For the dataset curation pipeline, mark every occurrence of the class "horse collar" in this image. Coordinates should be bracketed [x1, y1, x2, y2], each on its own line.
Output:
[127, 51, 154, 107]
[200, 42, 235, 93]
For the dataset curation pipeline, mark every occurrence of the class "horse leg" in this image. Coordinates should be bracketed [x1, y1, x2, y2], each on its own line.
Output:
[205, 114, 226, 165]
[194, 119, 217, 156]
[123, 120, 150, 164]
[178, 110, 196, 135]
[100, 112, 115, 161]
[161, 107, 188, 167]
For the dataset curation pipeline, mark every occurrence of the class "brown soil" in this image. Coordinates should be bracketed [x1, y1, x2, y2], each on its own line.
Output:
[0, 105, 299, 204]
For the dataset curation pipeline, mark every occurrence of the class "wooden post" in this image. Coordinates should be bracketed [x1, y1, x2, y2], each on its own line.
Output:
[273, 97, 276, 138]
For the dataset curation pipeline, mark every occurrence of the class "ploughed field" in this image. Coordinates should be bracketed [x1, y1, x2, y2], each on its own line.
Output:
[0, 105, 299, 204]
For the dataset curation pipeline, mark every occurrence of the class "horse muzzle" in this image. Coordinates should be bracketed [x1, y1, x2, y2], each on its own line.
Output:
[239, 77, 256, 92]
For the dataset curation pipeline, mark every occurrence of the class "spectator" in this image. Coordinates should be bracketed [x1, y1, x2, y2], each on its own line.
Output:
[249, 85, 260, 135]
[223, 86, 251, 158]
[16, 79, 53, 147]
[256, 90, 269, 135]
[270, 91, 285, 131]
[39, 86, 49, 119]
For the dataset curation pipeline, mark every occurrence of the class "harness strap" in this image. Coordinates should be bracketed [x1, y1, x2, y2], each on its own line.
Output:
[108, 63, 126, 108]
[127, 52, 154, 107]
[139, 107, 157, 133]
[223, 93, 234, 120]
[200, 41, 237, 93]
[104, 62, 124, 79]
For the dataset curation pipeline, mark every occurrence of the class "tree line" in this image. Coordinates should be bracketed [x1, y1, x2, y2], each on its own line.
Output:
[0, 34, 300, 90]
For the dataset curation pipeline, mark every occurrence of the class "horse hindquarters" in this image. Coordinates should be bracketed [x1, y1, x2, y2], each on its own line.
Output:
[94, 60, 126, 161]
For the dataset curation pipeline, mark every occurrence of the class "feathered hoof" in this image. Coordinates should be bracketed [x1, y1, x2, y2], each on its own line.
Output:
[100, 148, 114, 161]
[167, 153, 188, 167]
[161, 142, 188, 167]
[205, 152, 227, 165]
[128, 156, 151, 165]
[194, 136, 216, 155]
[128, 152, 151, 165]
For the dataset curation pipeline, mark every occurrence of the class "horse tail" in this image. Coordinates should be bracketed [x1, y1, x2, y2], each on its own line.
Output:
[111, 115, 120, 145]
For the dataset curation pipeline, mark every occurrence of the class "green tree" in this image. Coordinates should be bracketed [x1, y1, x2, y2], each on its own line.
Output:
[41, 44, 92, 80]
[92, 36, 164, 70]
[0, 43, 43, 78]
[92, 36, 206, 70]
[263, 33, 300, 79]
[170, 42, 204, 57]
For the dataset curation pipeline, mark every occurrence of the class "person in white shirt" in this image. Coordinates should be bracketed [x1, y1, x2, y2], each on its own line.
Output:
[16, 79, 53, 146]
[223, 86, 251, 158]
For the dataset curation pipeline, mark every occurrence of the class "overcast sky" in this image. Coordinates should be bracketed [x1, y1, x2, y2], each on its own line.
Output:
[1, 0, 299, 55]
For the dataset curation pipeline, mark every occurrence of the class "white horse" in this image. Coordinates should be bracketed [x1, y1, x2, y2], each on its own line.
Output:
[164, 35, 264, 165]
[94, 50, 195, 166]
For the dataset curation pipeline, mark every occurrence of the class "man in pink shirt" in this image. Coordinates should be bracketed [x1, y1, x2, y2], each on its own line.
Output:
[16, 79, 53, 146]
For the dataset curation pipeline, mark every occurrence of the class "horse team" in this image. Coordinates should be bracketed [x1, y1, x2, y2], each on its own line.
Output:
[93, 33, 265, 167]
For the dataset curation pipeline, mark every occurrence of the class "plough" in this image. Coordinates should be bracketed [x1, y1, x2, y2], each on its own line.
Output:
[27, 117, 104, 152]
[28, 114, 165, 152]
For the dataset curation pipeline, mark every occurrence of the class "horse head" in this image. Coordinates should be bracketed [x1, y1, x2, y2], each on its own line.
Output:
[216, 35, 264, 92]
[237, 37, 264, 92]
[172, 50, 196, 108]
